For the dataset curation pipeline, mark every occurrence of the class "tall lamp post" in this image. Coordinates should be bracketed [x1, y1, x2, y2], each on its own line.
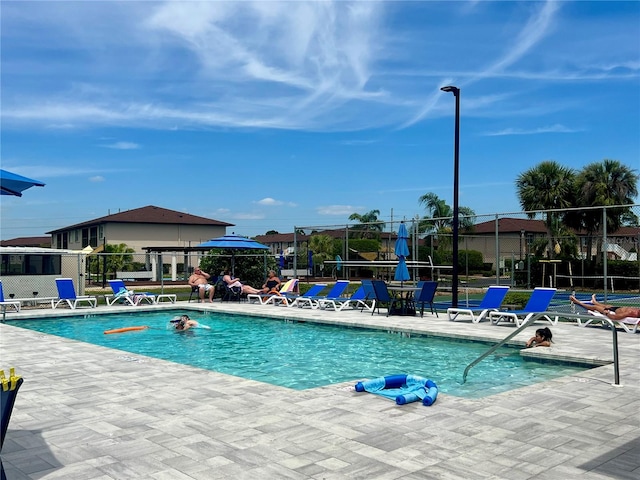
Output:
[440, 85, 460, 307]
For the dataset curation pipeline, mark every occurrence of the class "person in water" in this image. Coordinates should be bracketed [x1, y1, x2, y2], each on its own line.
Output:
[570, 294, 640, 320]
[526, 327, 553, 348]
[171, 315, 199, 331]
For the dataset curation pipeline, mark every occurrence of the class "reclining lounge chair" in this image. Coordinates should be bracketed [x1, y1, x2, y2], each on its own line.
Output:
[488, 287, 557, 327]
[447, 285, 510, 323]
[52, 278, 97, 309]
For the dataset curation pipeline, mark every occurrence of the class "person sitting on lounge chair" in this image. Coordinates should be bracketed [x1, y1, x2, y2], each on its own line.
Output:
[222, 269, 262, 295]
[260, 270, 282, 294]
[570, 294, 640, 320]
[188, 266, 215, 303]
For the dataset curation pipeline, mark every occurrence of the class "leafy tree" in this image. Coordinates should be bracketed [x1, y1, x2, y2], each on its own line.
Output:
[418, 193, 476, 232]
[265, 230, 279, 235]
[308, 234, 335, 276]
[516, 160, 575, 258]
[348, 209, 383, 239]
[571, 159, 639, 262]
[417, 193, 476, 253]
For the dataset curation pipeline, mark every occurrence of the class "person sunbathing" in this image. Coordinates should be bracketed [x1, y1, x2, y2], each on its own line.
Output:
[570, 294, 640, 320]
[222, 270, 262, 295]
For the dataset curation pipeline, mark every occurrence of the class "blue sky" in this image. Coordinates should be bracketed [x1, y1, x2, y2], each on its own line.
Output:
[1, 0, 639, 240]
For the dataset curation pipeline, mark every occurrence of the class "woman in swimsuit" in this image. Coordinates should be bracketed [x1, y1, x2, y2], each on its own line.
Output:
[260, 270, 282, 294]
[570, 294, 640, 320]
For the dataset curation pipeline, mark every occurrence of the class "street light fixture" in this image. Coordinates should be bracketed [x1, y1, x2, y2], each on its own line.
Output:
[440, 85, 460, 307]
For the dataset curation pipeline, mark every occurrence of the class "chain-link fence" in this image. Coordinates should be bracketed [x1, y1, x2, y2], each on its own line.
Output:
[1, 204, 638, 306]
[293, 204, 640, 304]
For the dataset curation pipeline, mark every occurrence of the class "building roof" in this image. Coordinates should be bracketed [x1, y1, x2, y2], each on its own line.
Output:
[46, 205, 234, 234]
[472, 217, 639, 236]
[472, 218, 547, 234]
[254, 228, 397, 244]
[0, 236, 51, 247]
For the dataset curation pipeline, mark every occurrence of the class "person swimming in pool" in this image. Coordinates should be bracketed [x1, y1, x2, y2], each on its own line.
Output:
[170, 315, 199, 331]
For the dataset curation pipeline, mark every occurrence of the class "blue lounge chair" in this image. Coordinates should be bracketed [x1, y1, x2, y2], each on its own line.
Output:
[287, 284, 327, 308]
[319, 285, 370, 311]
[0, 280, 20, 313]
[52, 278, 97, 309]
[359, 279, 376, 312]
[292, 281, 349, 309]
[447, 285, 510, 323]
[489, 287, 557, 327]
[105, 279, 155, 306]
[414, 281, 438, 318]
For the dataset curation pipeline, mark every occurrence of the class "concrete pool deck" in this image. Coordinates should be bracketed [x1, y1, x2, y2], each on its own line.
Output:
[1, 301, 638, 479]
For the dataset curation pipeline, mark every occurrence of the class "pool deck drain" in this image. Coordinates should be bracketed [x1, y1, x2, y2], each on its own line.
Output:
[1, 301, 639, 479]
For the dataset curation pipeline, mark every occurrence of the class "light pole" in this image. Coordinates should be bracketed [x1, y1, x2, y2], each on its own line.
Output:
[440, 85, 460, 307]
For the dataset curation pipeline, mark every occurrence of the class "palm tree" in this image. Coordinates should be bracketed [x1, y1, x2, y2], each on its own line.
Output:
[516, 160, 576, 258]
[417, 193, 476, 253]
[308, 234, 336, 276]
[573, 159, 639, 262]
[349, 209, 383, 239]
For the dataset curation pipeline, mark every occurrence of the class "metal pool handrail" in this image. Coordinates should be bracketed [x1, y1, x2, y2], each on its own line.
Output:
[462, 312, 620, 386]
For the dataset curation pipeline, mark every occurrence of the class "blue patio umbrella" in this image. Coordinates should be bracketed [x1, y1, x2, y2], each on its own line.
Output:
[308, 250, 313, 275]
[196, 234, 269, 275]
[279, 250, 285, 271]
[0, 169, 45, 197]
[335, 255, 342, 272]
[394, 222, 410, 283]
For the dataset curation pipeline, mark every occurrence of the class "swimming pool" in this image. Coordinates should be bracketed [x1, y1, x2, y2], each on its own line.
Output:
[10, 310, 592, 398]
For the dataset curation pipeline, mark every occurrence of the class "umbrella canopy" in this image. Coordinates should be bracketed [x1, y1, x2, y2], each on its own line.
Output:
[0, 169, 45, 197]
[308, 250, 314, 274]
[196, 234, 269, 275]
[394, 222, 410, 283]
[279, 250, 285, 271]
[197, 235, 269, 250]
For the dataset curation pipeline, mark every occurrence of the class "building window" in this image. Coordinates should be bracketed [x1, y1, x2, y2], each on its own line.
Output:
[0, 254, 61, 276]
[90, 227, 98, 247]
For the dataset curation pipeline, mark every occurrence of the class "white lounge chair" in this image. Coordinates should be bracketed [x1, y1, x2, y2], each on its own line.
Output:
[319, 285, 367, 311]
[0, 280, 21, 313]
[52, 278, 97, 309]
[578, 310, 640, 334]
[287, 284, 328, 308]
[247, 279, 298, 305]
[489, 287, 557, 327]
[297, 281, 350, 309]
[105, 279, 155, 306]
[447, 285, 510, 323]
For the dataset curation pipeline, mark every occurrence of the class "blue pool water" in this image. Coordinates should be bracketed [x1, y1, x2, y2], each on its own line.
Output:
[10, 310, 592, 398]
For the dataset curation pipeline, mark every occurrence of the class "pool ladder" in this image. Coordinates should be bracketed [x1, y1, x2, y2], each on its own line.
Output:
[462, 313, 620, 386]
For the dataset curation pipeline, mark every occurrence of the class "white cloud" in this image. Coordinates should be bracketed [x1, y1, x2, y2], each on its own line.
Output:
[256, 197, 282, 206]
[101, 141, 140, 150]
[89, 176, 105, 182]
[483, 124, 581, 136]
[317, 205, 363, 215]
[255, 197, 297, 207]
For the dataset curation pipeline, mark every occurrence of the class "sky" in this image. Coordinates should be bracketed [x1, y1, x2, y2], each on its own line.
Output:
[1, 0, 639, 241]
